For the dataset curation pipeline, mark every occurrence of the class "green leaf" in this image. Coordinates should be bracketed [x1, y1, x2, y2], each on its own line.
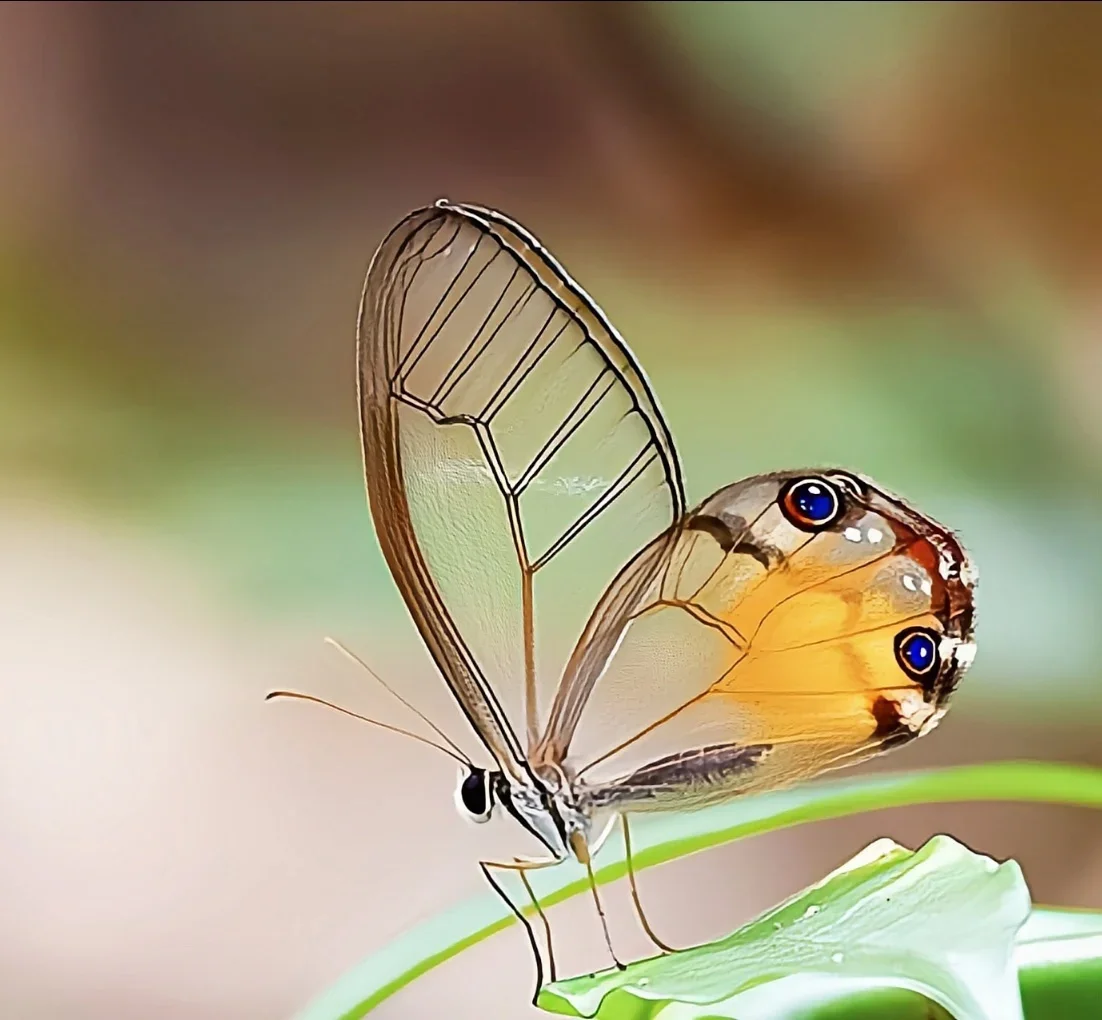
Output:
[298, 761, 1102, 1020]
[642, 908, 1102, 1020]
[538, 835, 1031, 1020]
[1017, 908, 1102, 1019]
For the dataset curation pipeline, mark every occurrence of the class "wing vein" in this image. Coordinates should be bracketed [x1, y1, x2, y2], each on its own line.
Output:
[531, 444, 657, 572]
[394, 220, 468, 381]
[481, 308, 567, 422]
[515, 366, 616, 494]
[431, 262, 524, 406]
[634, 597, 747, 649]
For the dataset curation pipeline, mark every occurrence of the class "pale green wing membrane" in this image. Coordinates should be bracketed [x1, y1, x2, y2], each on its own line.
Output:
[357, 202, 685, 779]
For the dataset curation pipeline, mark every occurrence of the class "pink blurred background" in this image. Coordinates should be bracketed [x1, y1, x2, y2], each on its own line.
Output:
[3, 4, 1102, 1018]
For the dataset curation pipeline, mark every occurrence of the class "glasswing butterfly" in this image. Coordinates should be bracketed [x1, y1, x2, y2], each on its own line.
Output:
[274, 200, 976, 992]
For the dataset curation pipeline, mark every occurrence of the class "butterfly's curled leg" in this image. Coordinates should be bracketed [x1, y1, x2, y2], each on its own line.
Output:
[622, 813, 683, 955]
[480, 855, 561, 997]
[569, 831, 626, 972]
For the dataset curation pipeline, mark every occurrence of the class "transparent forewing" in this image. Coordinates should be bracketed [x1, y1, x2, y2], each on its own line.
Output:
[358, 202, 684, 774]
[549, 470, 976, 811]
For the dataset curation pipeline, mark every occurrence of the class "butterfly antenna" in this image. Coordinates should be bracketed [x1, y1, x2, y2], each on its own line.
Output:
[321, 635, 474, 766]
[265, 689, 471, 768]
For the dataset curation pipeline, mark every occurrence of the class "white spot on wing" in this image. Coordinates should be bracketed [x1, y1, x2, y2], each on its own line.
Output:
[439, 458, 610, 495]
[954, 641, 977, 669]
[918, 707, 946, 737]
[545, 476, 610, 496]
[891, 689, 935, 733]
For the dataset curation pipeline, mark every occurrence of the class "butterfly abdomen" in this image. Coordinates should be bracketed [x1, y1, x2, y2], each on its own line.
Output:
[580, 742, 773, 812]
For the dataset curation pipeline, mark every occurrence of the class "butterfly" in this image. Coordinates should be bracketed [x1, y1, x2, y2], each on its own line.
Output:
[284, 199, 977, 991]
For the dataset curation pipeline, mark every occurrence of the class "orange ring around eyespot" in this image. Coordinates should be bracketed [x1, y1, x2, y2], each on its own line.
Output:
[894, 626, 941, 685]
[780, 477, 841, 531]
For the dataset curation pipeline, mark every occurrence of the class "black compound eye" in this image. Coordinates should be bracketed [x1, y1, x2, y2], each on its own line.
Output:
[457, 768, 492, 822]
[779, 477, 843, 531]
[895, 627, 941, 684]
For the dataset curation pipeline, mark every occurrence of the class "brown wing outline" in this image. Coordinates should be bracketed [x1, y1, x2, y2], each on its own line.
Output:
[358, 201, 685, 780]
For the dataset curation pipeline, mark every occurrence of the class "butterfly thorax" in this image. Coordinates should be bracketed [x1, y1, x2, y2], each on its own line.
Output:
[488, 768, 591, 863]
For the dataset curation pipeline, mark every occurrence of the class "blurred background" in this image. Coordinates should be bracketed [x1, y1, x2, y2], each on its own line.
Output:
[2, 2, 1101, 1017]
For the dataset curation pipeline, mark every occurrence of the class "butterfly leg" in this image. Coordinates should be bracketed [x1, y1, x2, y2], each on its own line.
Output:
[480, 855, 560, 1002]
[622, 813, 683, 954]
[568, 831, 626, 973]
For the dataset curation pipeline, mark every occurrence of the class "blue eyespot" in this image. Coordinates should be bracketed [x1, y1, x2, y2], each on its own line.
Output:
[895, 628, 940, 681]
[780, 477, 842, 531]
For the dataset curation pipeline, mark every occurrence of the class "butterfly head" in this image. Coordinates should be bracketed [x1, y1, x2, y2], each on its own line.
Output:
[455, 766, 497, 824]
[455, 764, 579, 861]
